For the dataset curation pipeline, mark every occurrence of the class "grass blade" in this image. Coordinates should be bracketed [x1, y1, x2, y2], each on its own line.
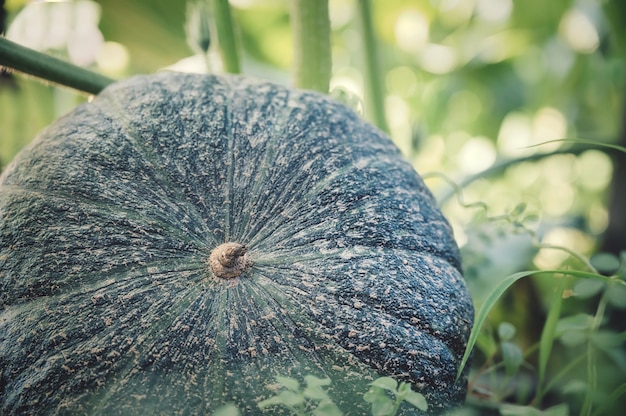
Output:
[456, 269, 618, 380]
[535, 276, 567, 403]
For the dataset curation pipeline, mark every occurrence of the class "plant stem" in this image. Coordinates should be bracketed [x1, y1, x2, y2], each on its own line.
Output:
[209, 0, 241, 73]
[0, 37, 113, 95]
[581, 289, 611, 416]
[534, 276, 567, 405]
[356, 0, 389, 133]
[290, 0, 331, 93]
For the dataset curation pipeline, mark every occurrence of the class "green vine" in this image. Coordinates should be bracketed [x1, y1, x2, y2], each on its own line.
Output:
[209, 0, 241, 73]
[0, 37, 113, 95]
[356, 0, 389, 133]
[289, 0, 331, 93]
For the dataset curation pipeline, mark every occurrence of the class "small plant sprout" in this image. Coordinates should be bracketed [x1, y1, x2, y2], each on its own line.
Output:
[257, 375, 342, 416]
[363, 377, 428, 416]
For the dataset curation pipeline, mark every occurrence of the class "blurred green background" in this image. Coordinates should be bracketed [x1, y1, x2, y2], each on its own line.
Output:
[2, 0, 625, 414]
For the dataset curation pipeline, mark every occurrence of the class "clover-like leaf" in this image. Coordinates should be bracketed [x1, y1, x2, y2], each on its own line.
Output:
[275, 376, 301, 392]
[370, 377, 398, 392]
[403, 390, 428, 411]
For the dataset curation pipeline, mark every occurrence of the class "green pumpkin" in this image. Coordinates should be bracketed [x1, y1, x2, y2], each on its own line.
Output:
[0, 72, 473, 415]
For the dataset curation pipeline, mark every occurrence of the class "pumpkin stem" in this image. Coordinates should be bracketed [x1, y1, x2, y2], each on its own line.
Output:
[209, 242, 252, 279]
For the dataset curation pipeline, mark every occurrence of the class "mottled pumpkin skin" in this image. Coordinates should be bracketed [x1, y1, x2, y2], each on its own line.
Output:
[0, 73, 473, 415]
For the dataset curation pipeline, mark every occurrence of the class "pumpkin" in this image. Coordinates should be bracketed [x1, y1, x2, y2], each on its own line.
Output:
[0, 72, 473, 415]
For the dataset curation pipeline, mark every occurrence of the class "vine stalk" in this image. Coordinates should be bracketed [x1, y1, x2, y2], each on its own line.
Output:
[209, 0, 241, 73]
[356, 0, 389, 133]
[0, 37, 113, 95]
[290, 0, 331, 93]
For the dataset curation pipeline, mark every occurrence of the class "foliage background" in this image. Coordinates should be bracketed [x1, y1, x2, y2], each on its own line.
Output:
[1, 0, 625, 414]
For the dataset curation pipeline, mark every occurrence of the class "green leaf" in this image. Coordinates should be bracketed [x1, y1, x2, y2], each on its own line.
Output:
[537, 277, 566, 402]
[498, 322, 517, 341]
[212, 404, 240, 416]
[590, 330, 624, 349]
[370, 395, 395, 416]
[303, 385, 329, 401]
[304, 375, 332, 388]
[396, 381, 411, 396]
[275, 390, 305, 407]
[560, 330, 588, 347]
[501, 341, 524, 376]
[257, 396, 285, 410]
[562, 379, 587, 394]
[313, 399, 343, 416]
[457, 270, 536, 380]
[403, 390, 428, 411]
[370, 377, 398, 392]
[590, 252, 621, 274]
[457, 269, 613, 380]
[500, 403, 569, 416]
[607, 282, 626, 308]
[573, 279, 605, 298]
[363, 386, 383, 403]
[276, 376, 301, 392]
[556, 313, 594, 334]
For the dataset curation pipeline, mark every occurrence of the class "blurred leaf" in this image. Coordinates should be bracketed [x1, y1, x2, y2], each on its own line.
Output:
[313, 399, 342, 416]
[275, 390, 305, 407]
[304, 375, 332, 388]
[590, 330, 624, 349]
[498, 322, 517, 341]
[562, 379, 588, 395]
[573, 279, 606, 299]
[560, 330, 588, 348]
[556, 313, 594, 348]
[606, 282, 626, 308]
[370, 397, 395, 416]
[257, 396, 284, 409]
[590, 252, 621, 274]
[370, 377, 398, 392]
[499, 403, 569, 416]
[556, 313, 595, 334]
[212, 404, 240, 416]
[276, 376, 300, 391]
[537, 277, 566, 402]
[403, 389, 428, 411]
[501, 341, 524, 377]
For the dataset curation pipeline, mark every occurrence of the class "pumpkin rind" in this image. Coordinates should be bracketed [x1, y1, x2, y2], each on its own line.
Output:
[0, 72, 473, 415]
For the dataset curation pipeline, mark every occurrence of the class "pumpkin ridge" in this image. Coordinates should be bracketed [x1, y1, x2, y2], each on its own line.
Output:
[83, 281, 214, 414]
[221, 83, 238, 243]
[0, 185, 210, 252]
[0, 265, 210, 414]
[229, 87, 385, 246]
[241, 274, 382, 382]
[225, 85, 298, 243]
[249, 265, 463, 396]
[239, 142, 424, 251]
[243, 154, 384, 249]
[251, 247, 471, 355]
[97, 90, 221, 248]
